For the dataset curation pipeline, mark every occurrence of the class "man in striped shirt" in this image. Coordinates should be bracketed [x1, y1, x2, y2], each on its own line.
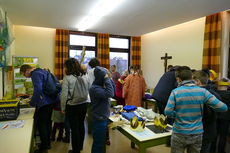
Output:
[164, 66, 227, 153]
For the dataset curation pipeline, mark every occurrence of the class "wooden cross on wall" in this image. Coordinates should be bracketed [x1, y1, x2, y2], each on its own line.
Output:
[161, 53, 172, 73]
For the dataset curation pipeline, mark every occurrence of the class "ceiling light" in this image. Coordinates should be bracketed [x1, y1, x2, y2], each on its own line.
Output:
[77, 0, 124, 31]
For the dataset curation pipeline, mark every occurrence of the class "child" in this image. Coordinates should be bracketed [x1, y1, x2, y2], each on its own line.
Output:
[89, 66, 115, 153]
[192, 70, 221, 153]
[164, 66, 227, 153]
[210, 78, 230, 153]
[51, 98, 65, 141]
[122, 65, 146, 107]
[115, 70, 128, 106]
[201, 68, 217, 91]
[50, 79, 65, 142]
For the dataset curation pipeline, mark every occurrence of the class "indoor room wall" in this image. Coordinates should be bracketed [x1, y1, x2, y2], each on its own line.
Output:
[13, 18, 206, 89]
[141, 17, 206, 89]
[13, 25, 56, 73]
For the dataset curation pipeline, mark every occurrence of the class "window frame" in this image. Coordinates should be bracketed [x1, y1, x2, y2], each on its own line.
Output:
[228, 31, 230, 78]
[109, 34, 131, 67]
[68, 31, 98, 58]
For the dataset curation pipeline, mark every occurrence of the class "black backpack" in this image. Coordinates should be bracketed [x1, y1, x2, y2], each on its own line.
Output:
[43, 72, 62, 98]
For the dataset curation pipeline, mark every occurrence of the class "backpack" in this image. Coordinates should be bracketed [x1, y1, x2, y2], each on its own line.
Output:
[70, 75, 89, 103]
[43, 72, 62, 98]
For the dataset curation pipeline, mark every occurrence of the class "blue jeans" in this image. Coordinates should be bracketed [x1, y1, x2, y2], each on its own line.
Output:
[64, 114, 70, 138]
[91, 120, 107, 153]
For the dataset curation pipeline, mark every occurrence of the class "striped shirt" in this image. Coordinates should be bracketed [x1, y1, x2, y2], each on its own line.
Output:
[165, 80, 227, 135]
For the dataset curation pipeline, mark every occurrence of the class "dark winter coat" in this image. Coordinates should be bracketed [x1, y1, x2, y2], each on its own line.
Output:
[89, 66, 115, 121]
[151, 68, 178, 105]
[201, 85, 220, 140]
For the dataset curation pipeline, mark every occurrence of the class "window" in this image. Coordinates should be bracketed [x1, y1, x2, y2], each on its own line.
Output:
[69, 50, 95, 65]
[69, 31, 97, 67]
[70, 35, 95, 46]
[109, 36, 130, 75]
[109, 37, 129, 49]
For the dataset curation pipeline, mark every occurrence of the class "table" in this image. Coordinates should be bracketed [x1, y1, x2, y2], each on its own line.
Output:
[87, 98, 117, 134]
[109, 115, 172, 153]
[18, 108, 35, 120]
[0, 108, 35, 153]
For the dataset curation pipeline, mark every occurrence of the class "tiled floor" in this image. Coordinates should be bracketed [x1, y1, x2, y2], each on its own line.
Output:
[49, 103, 230, 153]
[48, 121, 230, 153]
[49, 124, 171, 153]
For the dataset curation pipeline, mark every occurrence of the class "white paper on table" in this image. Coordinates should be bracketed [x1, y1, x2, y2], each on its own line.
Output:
[20, 108, 34, 115]
[125, 127, 156, 139]
[0, 120, 25, 130]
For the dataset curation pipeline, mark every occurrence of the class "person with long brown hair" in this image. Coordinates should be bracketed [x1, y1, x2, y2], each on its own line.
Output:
[61, 58, 89, 153]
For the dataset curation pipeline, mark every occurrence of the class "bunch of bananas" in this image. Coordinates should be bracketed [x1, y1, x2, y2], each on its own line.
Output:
[153, 114, 167, 130]
[130, 116, 145, 132]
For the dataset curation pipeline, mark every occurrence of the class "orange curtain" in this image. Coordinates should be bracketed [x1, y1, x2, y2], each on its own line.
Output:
[131, 36, 141, 69]
[55, 29, 69, 80]
[202, 13, 222, 74]
[98, 33, 110, 70]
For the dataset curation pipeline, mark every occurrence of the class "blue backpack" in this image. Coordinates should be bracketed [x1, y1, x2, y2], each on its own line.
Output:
[43, 72, 61, 98]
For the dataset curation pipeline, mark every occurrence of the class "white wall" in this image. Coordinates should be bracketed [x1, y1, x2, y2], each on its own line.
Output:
[13, 25, 56, 73]
[13, 18, 206, 88]
[141, 17, 206, 88]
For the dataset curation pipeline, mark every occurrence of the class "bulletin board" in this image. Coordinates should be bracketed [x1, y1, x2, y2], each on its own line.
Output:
[12, 56, 39, 97]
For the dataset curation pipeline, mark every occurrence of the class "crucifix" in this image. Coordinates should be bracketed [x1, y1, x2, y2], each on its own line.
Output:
[161, 53, 172, 73]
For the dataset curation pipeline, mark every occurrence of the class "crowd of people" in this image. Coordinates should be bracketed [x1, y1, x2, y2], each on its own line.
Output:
[19, 60, 230, 153]
[153, 66, 230, 153]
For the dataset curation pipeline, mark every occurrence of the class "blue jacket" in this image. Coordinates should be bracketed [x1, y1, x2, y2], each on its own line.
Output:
[89, 66, 115, 121]
[30, 68, 58, 109]
[165, 80, 227, 135]
[152, 68, 177, 104]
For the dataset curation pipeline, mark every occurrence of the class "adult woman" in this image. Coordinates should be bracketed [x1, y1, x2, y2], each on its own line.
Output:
[61, 58, 89, 153]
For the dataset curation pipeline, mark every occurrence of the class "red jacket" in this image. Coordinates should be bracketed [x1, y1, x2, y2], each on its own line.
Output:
[115, 76, 125, 98]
